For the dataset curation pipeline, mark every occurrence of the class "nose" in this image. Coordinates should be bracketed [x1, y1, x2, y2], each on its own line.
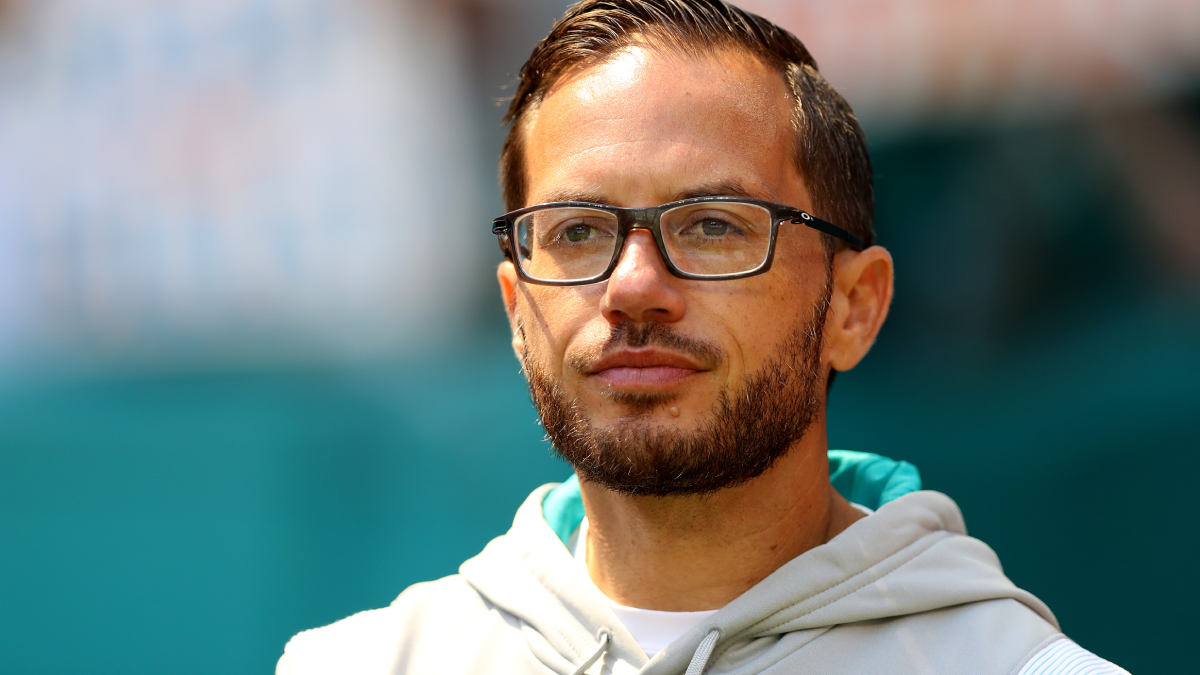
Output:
[600, 230, 686, 325]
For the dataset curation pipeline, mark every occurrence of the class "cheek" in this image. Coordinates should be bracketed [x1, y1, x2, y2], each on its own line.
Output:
[712, 250, 828, 371]
[516, 286, 602, 370]
[730, 287, 795, 367]
[772, 228, 832, 310]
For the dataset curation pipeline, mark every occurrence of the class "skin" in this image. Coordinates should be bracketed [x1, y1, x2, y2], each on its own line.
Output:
[497, 45, 894, 611]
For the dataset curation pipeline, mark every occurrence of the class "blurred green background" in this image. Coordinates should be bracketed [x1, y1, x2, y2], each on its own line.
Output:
[2, 1, 1198, 674]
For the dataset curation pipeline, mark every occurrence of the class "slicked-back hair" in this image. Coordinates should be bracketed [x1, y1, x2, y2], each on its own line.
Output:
[499, 0, 875, 252]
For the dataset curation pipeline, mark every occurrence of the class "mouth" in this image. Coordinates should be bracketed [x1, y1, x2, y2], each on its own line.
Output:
[586, 348, 708, 391]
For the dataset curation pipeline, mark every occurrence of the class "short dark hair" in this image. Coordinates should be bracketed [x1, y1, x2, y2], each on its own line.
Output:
[499, 0, 875, 251]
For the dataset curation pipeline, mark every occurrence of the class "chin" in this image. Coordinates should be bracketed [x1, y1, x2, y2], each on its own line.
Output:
[601, 399, 706, 430]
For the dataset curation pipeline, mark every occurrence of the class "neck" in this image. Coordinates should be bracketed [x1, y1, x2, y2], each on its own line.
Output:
[577, 424, 863, 612]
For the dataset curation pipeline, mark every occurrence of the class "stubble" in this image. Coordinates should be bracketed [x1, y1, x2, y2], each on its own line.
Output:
[521, 277, 833, 497]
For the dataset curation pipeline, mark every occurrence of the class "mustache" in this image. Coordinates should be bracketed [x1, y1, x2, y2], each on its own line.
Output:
[567, 322, 724, 373]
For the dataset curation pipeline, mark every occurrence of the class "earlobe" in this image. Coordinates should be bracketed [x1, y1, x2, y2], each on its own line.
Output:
[497, 262, 525, 357]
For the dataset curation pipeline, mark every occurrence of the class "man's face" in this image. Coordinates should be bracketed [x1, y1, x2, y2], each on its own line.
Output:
[500, 46, 836, 494]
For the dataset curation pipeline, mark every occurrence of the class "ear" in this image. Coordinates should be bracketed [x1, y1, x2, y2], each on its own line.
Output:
[824, 245, 893, 373]
[497, 261, 525, 359]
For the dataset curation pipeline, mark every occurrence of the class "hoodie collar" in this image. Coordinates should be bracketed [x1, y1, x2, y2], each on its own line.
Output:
[461, 452, 1055, 675]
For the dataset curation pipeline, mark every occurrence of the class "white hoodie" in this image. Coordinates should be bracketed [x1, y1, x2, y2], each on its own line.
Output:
[278, 451, 1124, 674]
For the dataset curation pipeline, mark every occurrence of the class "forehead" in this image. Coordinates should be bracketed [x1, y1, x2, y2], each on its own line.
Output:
[523, 45, 802, 206]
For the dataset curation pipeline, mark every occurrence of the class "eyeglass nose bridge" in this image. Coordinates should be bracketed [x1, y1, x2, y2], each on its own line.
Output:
[606, 207, 672, 276]
[620, 206, 663, 232]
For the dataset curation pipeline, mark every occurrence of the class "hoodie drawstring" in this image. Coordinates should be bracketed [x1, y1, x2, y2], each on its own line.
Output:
[684, 629, 722, 675]
[569, 627, 718, 675]
[570, 630, 611, 675]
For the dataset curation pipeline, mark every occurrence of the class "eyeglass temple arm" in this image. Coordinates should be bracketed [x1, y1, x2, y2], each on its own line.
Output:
[788, 211, 865, 251]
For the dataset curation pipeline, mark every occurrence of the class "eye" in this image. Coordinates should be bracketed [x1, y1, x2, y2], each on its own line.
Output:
[699, 218, 730, 237]
[531, 211, 616, 247]
[681, 215, 742, 239]
[563, 223, 596, 242]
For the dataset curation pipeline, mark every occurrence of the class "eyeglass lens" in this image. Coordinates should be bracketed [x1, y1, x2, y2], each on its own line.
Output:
[513, 202, 773, 281]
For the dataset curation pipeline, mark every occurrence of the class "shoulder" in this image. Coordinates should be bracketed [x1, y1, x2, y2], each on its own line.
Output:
[814, 597, 1058, 671]
[1017, 638, 1130, 675]
[277, 575, 493, 675]
[860, 601, 1128, 675]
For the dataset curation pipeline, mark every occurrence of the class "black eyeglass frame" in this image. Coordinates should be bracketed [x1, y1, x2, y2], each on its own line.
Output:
[491, 196, 864, 286]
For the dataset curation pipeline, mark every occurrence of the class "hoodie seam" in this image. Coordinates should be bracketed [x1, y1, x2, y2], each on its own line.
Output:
[740, 531, 950, 638]
[517, 550, 597, 661]
[1004, 631, 1067, 675]
[522, 608, 585, 661]
[481, 594, 585, 666]
[462, 544, 589, 663]
[485, 598, 583, 663]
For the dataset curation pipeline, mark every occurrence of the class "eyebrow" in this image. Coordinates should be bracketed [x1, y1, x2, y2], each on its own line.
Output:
[536, 179, 765, 207]
[537, 189, 613, 205]
[669, 179, 762, 202]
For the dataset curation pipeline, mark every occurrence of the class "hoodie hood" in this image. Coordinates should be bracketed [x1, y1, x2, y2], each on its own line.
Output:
[459, 451, 1057, 675]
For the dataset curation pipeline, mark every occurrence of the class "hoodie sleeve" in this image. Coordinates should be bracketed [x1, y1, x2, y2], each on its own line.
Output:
[1017, 639, 1130, 675]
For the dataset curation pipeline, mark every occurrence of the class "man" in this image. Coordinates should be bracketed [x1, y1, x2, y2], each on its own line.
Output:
[279, 1, 1127, 673]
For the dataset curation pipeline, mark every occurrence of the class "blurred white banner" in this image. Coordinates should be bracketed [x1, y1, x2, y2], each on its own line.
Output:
[0, 0, 482, 369]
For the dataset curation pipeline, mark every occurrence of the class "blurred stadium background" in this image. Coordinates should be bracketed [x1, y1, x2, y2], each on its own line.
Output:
[1, 0, 1197, 672]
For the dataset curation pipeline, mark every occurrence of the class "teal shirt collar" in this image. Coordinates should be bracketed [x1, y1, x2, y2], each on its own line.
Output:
[541, 450, 922, 545]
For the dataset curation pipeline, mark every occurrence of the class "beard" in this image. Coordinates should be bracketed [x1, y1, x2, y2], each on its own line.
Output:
[521, 278, 832, 497]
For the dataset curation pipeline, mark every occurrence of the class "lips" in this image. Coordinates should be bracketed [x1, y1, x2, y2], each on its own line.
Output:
[587, 348, 707, 390]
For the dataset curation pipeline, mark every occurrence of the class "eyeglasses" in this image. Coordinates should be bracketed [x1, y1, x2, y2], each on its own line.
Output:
[492, 196, 863, 286]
